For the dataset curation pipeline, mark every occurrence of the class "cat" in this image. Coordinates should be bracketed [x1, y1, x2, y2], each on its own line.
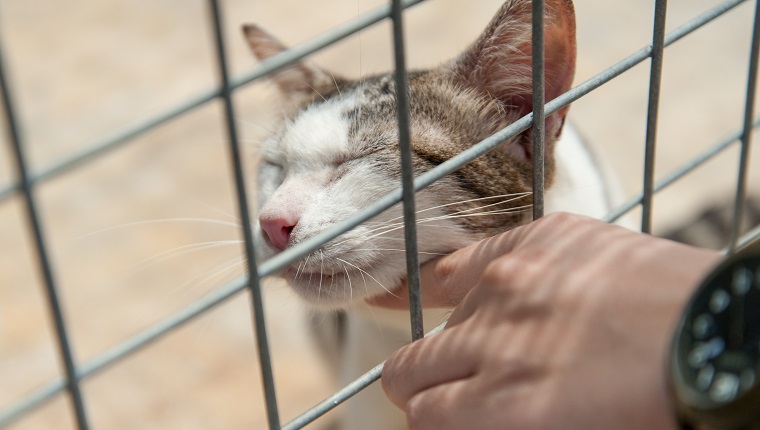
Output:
[243, 0, 620, 428]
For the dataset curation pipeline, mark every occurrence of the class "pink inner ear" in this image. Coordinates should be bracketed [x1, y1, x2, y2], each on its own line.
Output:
[452, 0, 577, 135]
[509, 3, 576, 120]
[543, 6, 577, 119]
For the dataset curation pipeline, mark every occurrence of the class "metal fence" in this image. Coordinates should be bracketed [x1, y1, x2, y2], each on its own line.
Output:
[1, 0, 759, 429]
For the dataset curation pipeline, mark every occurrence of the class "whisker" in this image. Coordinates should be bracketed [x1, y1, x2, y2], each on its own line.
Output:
[351, 248, 448, 256]
[190, 198, 242, 223]
[360, 219, 480, 242]
[336, 258, 399, 299]
[361, 205, 531, 242]
[445, 196, 533, 217]
[304, 82, 327, 102]
[340, 261, 353, 303]
[422, 205, 533, 222]
[175, 256, 246, 295]
[332, 196, 533, 247]
[330, 72, 342, 97]
[79, 217, 240, 240]
[379, 192, 533, 226]
[303, 254, 312, 282]
[318, 250, 325, 301]
[416, 203, 532, 222]
[219, 103, 276, 134]
[127, 240, 243, 274]
[294, 260, 304, 281]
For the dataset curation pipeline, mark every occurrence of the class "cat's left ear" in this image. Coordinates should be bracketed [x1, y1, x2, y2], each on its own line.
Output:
[446, 0, 576, 161]
[242, 24, 343, 106]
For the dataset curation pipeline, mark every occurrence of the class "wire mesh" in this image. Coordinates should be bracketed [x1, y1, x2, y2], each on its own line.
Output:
[0, 0, 758, 429]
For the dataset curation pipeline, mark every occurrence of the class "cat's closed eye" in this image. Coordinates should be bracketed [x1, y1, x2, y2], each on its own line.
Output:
[262, 158, 282, 168]
[329, 162, 350, 183]
[259, 157, 286, 185]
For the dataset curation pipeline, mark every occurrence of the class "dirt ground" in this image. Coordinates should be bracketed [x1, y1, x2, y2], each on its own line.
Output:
[0, 0, 758, 429]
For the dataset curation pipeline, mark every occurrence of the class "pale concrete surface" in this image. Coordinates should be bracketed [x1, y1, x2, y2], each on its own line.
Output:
[0, 0, 757, 429]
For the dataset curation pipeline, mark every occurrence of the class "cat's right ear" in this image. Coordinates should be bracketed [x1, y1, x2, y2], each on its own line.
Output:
[242, 24, 341, 106]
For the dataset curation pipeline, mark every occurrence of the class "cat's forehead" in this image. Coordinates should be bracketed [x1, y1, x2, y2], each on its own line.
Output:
[275, 93, 356, 162]
[272, 76, 400, 158]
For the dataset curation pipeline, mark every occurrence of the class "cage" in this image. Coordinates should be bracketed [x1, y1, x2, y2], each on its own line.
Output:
[1, 0, 759, 429]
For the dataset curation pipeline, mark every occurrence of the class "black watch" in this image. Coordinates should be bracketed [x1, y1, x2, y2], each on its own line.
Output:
[669, 236, 760, 430]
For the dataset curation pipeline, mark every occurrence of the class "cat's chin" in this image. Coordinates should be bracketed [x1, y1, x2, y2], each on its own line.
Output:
[280, 265, 396, 310]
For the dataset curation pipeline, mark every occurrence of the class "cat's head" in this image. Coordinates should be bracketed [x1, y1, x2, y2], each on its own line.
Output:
[244, 0, 576, 309]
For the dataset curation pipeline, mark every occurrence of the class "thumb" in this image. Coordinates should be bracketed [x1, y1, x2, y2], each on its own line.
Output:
[366, 227, 524, 309]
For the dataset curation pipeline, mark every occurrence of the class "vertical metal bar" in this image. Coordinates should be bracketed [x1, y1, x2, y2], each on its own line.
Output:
[532, 0, 545, 220]
[641, 0, 668, 234]
[206, 1, 280, 428]
[729, 0, 760, 253]
[0, 30, 90, 430]
[390, 0, 423, 341]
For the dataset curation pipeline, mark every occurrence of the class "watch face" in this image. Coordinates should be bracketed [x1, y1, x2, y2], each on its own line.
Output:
[673, 252, 760, 424]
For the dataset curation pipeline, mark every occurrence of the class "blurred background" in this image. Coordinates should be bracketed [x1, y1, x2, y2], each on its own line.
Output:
[0, 0, 758, 428]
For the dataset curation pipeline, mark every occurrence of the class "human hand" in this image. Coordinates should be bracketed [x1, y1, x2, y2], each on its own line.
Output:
[380, 212, 722, 430]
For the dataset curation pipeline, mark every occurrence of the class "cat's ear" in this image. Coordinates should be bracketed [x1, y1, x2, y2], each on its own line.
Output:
[242, 24, 342, 106]
[447, 0, 576, 160]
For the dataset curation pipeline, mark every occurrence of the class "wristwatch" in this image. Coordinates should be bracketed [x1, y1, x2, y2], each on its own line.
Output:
[669, 236, 760, 430]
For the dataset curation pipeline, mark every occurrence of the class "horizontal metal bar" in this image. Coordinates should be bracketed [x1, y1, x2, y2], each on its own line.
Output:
[0, 276, 248, 427]
[0, 378, 63, 428]
[604, 116, 760, 224]
[281, 321, 447, 430]
[0, 0, 750, 425]
[231, 0, 425, 90]
[0, 0, 426, 204]
[547, 0, 748, 115]
[735, 222, 760, 251]
[0, 88, 218, 202]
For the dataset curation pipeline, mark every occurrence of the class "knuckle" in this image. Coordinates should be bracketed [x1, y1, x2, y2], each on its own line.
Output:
[480, 255, 523, 287]
[430, 256, 471, 307]
[405, 393, 435, 430]
[479, 253, 542, 298]
[431, 255, 458, 288]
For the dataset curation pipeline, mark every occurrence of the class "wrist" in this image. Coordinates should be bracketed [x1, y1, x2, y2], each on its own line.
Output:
[668, 238, 760, 430]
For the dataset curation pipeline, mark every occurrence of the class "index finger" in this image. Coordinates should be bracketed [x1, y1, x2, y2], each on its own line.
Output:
[366, 223, 527, 309]
[366, 212, 605, 309]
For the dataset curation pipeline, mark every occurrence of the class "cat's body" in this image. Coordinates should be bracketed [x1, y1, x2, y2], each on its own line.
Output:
[244, 0, 623, 428]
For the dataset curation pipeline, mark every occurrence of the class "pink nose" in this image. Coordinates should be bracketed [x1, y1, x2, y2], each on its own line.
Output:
[259, 215, 297, 252]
